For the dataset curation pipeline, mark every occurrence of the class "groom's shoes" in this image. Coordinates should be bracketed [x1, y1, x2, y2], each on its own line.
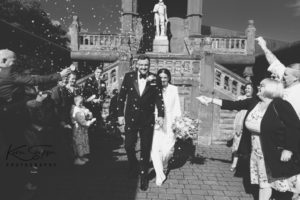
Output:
[140, 175, 149, 191]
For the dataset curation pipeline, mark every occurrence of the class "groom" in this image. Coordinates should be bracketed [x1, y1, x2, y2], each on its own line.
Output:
[118, 55, 164, 191]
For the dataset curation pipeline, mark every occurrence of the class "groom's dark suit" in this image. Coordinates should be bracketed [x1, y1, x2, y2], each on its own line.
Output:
[118, 71, 164, 176]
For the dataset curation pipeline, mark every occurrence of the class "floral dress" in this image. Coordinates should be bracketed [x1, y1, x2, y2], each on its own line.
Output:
[245, 102, 300, 192]
[232, 95, 247, 153]
[71, 106, 92, 157]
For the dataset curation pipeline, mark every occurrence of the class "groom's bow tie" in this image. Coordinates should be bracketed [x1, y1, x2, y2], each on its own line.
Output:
[139, 74, 147, 79]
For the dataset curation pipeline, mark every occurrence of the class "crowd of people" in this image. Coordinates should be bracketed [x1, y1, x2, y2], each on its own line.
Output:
[198, 37, 300, 200]
[0, 49, 117, 197]
[1, 35, 300, 199]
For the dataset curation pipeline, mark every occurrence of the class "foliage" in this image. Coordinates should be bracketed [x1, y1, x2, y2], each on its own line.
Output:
[0, 0, 68, 47]
[0, 0, 70, 75]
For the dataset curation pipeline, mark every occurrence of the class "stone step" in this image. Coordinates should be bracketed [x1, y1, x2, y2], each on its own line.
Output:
[220, 112, 236, 118]
[219, 123, 234, 130]
[219, 118, 234, 124]
[219, 129, 234, 135]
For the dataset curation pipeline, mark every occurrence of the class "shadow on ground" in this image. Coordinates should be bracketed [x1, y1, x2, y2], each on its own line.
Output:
[5, 132, 140, 200]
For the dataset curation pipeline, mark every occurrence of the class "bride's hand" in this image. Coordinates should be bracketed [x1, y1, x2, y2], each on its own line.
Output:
[156, 117, 164, 127]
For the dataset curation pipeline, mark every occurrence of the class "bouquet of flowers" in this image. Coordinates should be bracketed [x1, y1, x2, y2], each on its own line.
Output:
[172, 115, 201, 140]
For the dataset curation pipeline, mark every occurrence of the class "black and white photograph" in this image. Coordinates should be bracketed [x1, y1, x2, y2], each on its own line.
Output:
[0, 0, 300, 199]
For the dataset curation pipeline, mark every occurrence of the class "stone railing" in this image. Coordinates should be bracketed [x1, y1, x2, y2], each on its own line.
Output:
[210, 37, 247, 54]
[78, 32, 137, 51]
[214, 63, 249, 99]
[185, 36, 248, 55]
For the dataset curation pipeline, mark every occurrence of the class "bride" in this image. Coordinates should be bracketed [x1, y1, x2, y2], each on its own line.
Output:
[151, 68, 182, 186]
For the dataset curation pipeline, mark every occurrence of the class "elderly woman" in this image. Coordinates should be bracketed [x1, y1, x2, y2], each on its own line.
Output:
[198, 78, 300, 200]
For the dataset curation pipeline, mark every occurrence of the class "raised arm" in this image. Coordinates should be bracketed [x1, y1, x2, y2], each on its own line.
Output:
[256, 37, 286, 79]
[14, 67, 71, 86]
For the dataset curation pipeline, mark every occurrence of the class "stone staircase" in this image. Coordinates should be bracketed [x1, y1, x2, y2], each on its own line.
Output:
[213, 63, 248, 143]
[219, 110, 237, 141]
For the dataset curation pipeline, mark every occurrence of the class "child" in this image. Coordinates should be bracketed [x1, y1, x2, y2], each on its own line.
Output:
[71, 95, 96, 165]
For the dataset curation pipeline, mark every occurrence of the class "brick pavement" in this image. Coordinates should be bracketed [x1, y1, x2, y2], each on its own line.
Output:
[18, 136, 292, 200]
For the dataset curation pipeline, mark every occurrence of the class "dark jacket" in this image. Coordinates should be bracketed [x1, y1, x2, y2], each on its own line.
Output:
[0, 67, 61, 102]
[117, 71, 164, 130]
[222, 97, 300, 180]
[82, 76, 106, 101]
[109, 94, 118, 122]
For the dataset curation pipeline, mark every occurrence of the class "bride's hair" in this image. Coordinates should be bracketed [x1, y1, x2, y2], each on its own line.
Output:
[157, 68, 171, 83]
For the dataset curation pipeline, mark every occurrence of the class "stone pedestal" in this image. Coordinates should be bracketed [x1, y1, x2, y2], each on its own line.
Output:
[153, 36, 169, 53]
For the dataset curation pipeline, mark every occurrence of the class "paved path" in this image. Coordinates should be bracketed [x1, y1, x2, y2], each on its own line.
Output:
[15, 136, 292, 200]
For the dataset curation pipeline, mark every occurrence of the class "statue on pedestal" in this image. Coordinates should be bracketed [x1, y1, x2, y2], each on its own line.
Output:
[153, 0, 168, 37]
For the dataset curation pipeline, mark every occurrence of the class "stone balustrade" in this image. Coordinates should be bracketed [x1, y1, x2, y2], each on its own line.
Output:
[185, 36, 248, 55]
[214, 63, 248, 99]
[78, 33, 136, 51]
[210, 37, 247, 54]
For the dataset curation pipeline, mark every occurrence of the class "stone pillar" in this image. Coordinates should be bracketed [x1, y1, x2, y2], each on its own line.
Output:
[187, 0, 203, 35]
[69, 16, 80, 51]
[245, 19, 256, 55]
[121, 0, 137, 33]
[198, 51, 215, 145]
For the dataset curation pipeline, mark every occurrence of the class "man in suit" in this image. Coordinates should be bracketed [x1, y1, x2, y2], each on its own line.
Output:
[82, 67, 107, 133]
[0, 49, 71, 197]
[118, 55, 164, 191]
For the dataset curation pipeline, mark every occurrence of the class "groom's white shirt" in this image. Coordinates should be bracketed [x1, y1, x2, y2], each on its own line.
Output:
[138, 72, 147, 96]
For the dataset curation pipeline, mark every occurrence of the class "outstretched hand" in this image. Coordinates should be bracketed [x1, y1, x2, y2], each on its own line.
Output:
[196, 96, 211, 106]
[60, 67, 72, 78]
[256, 36, 267, 49]
[281, 150, 293, 162]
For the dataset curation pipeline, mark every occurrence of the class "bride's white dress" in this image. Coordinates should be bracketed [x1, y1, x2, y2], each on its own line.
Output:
[151, 84, 181, 186]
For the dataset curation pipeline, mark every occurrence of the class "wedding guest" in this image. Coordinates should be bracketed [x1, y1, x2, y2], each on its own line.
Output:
[71, 95, 96, 165]
[25, 90, 58, 190]
[82, 67, 107, 133]
[151, 68, 181, 186]
[198, 78, 300, 200]
[0, 49, 71, 147]
[52, 72, 80, 166]
[230, 83, 254, 171]
[55, 72, 81, 129]
[0, 49, 71, 197]
[107, 89, 121, 138]
[256, 36, 300, 119]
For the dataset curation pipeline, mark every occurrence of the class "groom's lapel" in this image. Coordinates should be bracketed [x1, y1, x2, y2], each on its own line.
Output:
[133, 72, 140, 96]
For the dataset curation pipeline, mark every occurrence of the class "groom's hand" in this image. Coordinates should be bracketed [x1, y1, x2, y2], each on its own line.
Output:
[118, 116, 125, 125]
[156, 117, 164, 127]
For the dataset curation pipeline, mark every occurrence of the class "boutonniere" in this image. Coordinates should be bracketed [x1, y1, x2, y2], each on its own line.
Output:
[146, 75, 156, 85]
